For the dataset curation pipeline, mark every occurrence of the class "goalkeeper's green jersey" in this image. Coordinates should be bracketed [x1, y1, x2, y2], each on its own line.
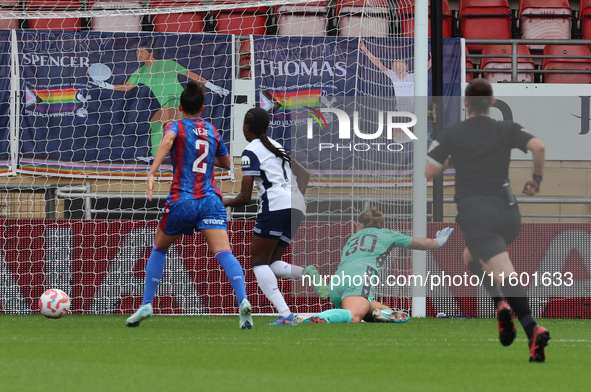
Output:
[336, 227, 414, 276]
[127, 59, 188, 106]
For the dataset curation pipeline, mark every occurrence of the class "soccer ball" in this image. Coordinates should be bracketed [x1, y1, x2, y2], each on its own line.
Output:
[39, 289, 71, 319]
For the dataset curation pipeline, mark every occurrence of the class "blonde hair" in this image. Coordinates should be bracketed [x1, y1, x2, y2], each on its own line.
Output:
[358, 208, 384, 229]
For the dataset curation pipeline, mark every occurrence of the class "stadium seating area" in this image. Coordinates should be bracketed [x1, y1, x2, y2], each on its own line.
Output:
[480, 44, 535, 83]
[1, 0, 590, 83]
[0, 1, 582, 38]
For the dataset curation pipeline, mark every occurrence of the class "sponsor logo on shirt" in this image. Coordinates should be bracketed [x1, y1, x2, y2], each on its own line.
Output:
[203, 219, 225, 225]
[241, 155, 251, 168]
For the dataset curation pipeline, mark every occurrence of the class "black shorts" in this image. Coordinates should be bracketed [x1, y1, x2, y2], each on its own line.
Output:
[456, 193, 521, 262]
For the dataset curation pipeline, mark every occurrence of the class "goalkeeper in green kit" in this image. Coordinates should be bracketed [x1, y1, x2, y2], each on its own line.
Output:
[91, 40, 229, 159]
[299, 208, 453, 324]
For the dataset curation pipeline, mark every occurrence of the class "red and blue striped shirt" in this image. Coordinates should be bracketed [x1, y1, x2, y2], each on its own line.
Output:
[164, 117, 228, 203]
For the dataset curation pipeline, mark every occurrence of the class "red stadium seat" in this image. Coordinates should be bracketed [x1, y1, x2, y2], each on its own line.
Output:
[238, 40, 251, 78]
[0, 0, 19, 29]
[519, 0, 572, 51]
[458, 0, 512, 52]
[397, 0, 452, 38]
[89, 0, 144, 32]
[213, 0, 267, 36]
[480, 44, 534, 83]
[580, 0, 591, 41]
[542, 45, 591, 84]
[276, 1, 329, 36]
[337, 0, 390, 37]
[27, 0, 82, 31]
[151, 0, 206, 33]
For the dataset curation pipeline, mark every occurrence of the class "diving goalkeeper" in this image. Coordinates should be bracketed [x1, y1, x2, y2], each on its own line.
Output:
[91, 40, 229, 158]
[300, 208, 453, 324]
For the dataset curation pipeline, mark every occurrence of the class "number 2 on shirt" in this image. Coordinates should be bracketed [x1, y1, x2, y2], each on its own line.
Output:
[192, 139, 209, 173]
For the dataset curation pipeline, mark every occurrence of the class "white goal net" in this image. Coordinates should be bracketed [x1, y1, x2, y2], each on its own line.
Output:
[0, 0, 432, 317]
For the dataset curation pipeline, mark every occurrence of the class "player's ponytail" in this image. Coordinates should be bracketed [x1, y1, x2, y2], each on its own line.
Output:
[245, 108, 291, 163]
[180, 81, 205, 115]
[465, 78, 494, 115]
[358, 208, 384, 229]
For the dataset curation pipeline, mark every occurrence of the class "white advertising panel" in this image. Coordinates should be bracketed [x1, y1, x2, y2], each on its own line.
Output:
[488, 84, 591, 160]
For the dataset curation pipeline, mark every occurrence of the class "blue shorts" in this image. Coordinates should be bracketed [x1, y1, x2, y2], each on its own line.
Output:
[253, 208, 304, 247]
[158, 195, 227, 236]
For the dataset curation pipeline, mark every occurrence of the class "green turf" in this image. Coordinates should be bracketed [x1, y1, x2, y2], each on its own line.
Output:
[0, 316, 589, 392]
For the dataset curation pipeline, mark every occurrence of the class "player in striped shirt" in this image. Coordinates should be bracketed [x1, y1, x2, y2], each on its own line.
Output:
[224, 108, 328, 326]
[126, 81, 253, 330]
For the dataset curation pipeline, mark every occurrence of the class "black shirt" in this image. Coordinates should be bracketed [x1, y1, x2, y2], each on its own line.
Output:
[427, 116, 534, 201]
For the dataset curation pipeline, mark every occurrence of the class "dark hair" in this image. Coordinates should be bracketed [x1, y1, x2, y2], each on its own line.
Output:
[465, 78, 494, 115]
[358, 208, 384, 229]
[138, 39, 154, 53]
[180, 81, 205, 115]
[138, 39, 162, 58]
[244, 108, 290, 162]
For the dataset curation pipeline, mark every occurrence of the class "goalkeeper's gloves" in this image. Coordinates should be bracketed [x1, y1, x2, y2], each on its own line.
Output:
[434, 227, 454, 249]
[205, 81, 230, 97]
[89, 80, 115, 90]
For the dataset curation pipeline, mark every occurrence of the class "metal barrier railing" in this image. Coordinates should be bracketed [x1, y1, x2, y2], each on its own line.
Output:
[465, 39, 591, 82]
[52, 189, 591, 221]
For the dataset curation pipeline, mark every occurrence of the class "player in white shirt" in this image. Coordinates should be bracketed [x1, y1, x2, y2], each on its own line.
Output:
[224, 108, 328, 325]
[359, 40, 431, 142]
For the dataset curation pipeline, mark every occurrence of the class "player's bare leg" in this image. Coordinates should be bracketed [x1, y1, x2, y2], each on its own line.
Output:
[342, 296, 371, 323]
[145, 107, 180, 158]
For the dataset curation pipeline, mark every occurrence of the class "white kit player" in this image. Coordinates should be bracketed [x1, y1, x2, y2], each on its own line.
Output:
[224, 107, 328, 325]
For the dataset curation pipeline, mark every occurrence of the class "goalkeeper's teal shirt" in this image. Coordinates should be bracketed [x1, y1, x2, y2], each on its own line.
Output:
[336, 227, 414, 275]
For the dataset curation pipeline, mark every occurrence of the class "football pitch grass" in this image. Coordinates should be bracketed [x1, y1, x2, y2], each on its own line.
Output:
[1, 316, 589, 392]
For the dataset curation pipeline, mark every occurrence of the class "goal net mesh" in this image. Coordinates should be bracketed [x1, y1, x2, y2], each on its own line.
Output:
[0, 0, 432, 317]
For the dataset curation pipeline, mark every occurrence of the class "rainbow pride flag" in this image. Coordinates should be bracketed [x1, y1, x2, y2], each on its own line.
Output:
[26, 87, 82, 113]
[260, 89, 322, 112]
[18, 158, 232, 179]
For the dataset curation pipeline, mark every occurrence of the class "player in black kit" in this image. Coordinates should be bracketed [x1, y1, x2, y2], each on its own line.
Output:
[425, 78, 549, 362]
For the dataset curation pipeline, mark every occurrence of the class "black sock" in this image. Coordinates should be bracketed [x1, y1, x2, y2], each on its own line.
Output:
[467, 261, 503, 308]
[502, 278, 536, 339]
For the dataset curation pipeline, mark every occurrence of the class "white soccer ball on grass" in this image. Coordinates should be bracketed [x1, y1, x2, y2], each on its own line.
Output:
[39, 289, 71, 319]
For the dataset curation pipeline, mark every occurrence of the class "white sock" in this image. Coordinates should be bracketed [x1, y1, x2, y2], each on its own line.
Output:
[270, 260, 305, 279]
[252, 265, 291, 317]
